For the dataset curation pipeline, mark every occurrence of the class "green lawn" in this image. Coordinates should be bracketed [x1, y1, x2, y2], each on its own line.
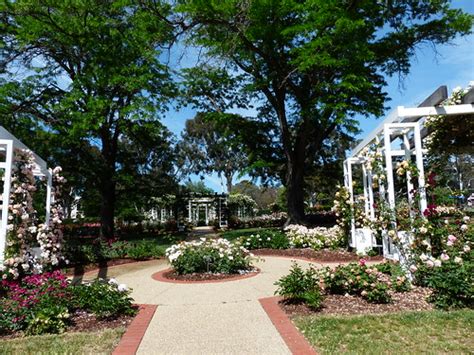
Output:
[220, 227, 279, 241]
[0, 327, 125, 355]
[294, 310, 474, 354]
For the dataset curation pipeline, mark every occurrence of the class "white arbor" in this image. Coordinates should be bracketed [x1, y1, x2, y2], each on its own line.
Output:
[0, 126, 53, 262]
[344, 85, 474, 259]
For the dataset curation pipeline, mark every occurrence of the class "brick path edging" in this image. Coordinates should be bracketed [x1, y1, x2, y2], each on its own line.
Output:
[259, 296, 317, 355]
[151, 268, 260, 284]
[113, 304, 157, 355]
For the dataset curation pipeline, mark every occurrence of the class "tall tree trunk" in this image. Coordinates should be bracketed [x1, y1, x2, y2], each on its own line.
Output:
[100, 173, 116, 239]
[285, 158, 306, 225]
[225, 171, 233, 194]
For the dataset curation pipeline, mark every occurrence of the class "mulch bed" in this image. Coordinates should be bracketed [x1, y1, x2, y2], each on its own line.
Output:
[0, 309, 136, 340]
[162, 268, 259, 282]
[280, 287, 433, 317]
[253, 248, 383, 263]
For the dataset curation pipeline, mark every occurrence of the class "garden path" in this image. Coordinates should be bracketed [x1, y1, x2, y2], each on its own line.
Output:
[92, 256, 335, 354]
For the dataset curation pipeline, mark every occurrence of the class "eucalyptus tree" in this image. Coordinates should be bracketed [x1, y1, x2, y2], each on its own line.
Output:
[0, 0, 176, 237]
[179, 0, 472, 224]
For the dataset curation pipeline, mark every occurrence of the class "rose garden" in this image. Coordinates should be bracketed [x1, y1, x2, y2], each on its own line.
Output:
[0, 1, 473, 354]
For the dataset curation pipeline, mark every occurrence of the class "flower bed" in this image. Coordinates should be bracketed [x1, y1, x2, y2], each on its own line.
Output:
[275, 260, 411, 310]
[0, 271, 136, 337]
[284, 224, 344, 250]
[165, 238, 254, 275]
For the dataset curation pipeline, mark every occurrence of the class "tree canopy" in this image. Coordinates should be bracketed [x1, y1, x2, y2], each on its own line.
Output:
[0, 0, 177, 237]
[179, 0, 472, 223]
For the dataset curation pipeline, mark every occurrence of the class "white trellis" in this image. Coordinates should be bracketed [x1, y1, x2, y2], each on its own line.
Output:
[344, 85, 474, 259]
[0, 126, 53, 262]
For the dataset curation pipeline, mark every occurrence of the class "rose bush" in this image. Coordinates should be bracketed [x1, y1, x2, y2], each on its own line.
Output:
[166, 238, 254, 275]
[284, 224, 344, 250]
[237, 230, 289, 250]
[0, 271, 135, 335]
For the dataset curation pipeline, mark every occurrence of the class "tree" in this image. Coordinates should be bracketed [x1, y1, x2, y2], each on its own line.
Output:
[0, 0, 176, 238]
[183, 180, 215, 194]
[233, 180, 278, 210]
[178, 112, 247, 193]
[179, 0, 472, 224]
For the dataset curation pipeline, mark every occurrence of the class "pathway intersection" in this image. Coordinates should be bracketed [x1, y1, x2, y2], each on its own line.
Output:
[84, 229, 346, 354]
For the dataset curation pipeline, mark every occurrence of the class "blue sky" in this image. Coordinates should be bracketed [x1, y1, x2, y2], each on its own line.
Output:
[164, 1, 474, 192]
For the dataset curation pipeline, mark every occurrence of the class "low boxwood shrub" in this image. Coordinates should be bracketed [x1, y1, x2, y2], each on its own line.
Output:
[274, 263, 323, 310]
[166, 238, 253, 275]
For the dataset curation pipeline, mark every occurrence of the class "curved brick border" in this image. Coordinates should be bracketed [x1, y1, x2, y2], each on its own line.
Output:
[151, 268, 260, 284]
[113, 304, 157, 355]
[259, 296, 317, 355]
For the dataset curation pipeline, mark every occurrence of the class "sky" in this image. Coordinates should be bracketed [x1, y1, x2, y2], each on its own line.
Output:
[164, 1, 474, 192]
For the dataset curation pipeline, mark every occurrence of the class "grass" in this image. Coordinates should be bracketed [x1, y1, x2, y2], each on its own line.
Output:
[294, 310, 474, 354]
[220, 227, 279, 241]
[0, 327, 126, 355]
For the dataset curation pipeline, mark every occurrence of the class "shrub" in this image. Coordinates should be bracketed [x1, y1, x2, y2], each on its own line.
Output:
[166, 238, 253, 275]
[284, 224, 344, 250]
[425, 258, 473, 309]
[0, 271, 135, 335]
[238, 230, 290, 250]
[319, 262, 393, 303]
[70, 279, 136, 319]
[274, 263, 323, 310]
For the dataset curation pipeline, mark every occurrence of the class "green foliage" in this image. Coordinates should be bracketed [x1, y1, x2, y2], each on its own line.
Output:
[274, 263, 323, 310]
[179, 0, 472, 221]
[166, 239, 253, 275]
[70, 280, 136, 319]
[318, 262, 409, 304]
[238, 230, 289, 250]
[0, 0, 177, 237]
[25, 302, 69, 336]
[426, 257, 474, 309]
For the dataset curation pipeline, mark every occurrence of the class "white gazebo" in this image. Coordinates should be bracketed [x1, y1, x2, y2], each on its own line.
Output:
[0, 126, 53, 262]
[344, 85, 474, 259]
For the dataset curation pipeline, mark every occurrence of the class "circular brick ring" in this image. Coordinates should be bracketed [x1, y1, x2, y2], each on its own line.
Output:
[151, 268, 260, 284]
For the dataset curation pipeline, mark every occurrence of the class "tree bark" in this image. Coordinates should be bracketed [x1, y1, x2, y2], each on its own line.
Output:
[100, 174, 116, 239]
[285, 155, 306, 225]
[224, 171, 233, 194]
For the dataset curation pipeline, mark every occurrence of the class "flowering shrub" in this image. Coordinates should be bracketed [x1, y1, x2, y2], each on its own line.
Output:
[70, 278, 135, 319]
[228, 212, 287, 229]
[36, 166, 67, 268]
[0, 271, 135, 335]
[237, 230, 289, 250]
[318, 261, 394, 303]
[166, 238, 253, 274]
[0, 271, 70, 334]
[2, 149, 66, 279]
[284, 224, 344, 250]
[412, 215, 473, 309]
[274, 263, 323, 310]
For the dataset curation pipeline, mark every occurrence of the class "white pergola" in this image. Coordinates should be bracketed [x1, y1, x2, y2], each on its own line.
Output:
[187, 194, 228, 227]
[0, 126, 53, 262]
[344, 85, 474, 259]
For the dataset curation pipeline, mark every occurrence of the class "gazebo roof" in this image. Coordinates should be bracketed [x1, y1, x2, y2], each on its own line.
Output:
[0, 126, 48, 177]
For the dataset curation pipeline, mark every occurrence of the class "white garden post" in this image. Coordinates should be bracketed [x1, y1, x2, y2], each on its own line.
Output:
[402, 133, 415, 220]
[413, 122, 427, 213]
[362, 163, 370, 217]
[0, 140, 13, 263]
[45, 168, 53, 227]
[188, 199, 192, 222]
[383, 124, 396, 209]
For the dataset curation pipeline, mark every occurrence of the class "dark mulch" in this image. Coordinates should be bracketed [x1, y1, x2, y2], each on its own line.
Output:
[280, 287, 433, 317]
[163, 268, 259, 282]
[0, 309, 135, 339]
[253, 248, 383, 263]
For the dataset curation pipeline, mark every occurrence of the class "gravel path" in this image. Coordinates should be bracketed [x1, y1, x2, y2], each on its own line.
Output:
[102, 256, 325, 355]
